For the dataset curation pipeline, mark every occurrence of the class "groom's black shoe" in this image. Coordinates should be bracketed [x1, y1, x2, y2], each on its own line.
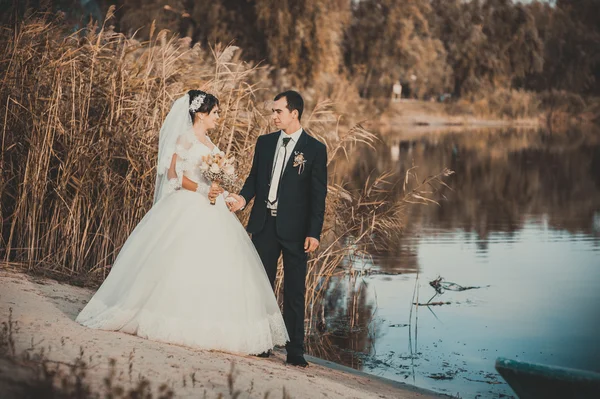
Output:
[286, 354, 309, 368]
[255, 350, 271, 358]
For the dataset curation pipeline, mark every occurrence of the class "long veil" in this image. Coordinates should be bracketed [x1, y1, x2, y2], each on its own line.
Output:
[153, 94, 192, 205]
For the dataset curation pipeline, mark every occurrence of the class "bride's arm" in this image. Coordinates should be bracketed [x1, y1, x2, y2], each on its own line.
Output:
[167, 153, 207, 194]
[182, 176, 202, 192]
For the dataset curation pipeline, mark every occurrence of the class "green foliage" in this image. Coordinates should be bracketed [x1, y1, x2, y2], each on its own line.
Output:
[112, 0, 350, 86]
[345, 0, 451, 98]
[255, 0, 350, 85]
[6, 0, 598, 101]
[526, 0, 600, 95]
[431, 0, 544, 96]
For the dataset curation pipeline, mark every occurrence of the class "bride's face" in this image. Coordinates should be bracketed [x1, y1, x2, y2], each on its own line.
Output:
[199, 106, 220, 130]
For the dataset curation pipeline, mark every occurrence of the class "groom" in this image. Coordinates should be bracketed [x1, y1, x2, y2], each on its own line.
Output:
[226, 91, 327, 367]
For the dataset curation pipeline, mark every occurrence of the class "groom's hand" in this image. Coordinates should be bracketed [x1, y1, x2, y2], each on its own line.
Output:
[304, 237, 319, 253]
[226, 193, 246, 212]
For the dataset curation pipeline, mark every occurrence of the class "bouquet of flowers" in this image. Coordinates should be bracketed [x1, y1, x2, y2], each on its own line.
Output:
[200, 151, 238, 205]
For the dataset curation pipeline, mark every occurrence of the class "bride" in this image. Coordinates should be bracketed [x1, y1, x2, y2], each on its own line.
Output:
[76, 90, 289, 355]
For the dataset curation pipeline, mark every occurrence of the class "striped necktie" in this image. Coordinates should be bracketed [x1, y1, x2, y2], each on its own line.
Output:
[268, 137, 292, 206]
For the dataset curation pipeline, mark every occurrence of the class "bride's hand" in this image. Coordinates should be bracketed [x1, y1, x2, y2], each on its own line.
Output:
[208, 182, 224, 202]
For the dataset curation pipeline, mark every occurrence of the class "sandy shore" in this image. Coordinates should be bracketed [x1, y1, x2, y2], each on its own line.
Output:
[377, 100, 541, 136]
[0, 269, 444, 398]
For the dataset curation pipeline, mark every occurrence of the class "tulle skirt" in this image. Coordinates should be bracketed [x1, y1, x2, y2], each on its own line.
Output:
[76, 190, 288, 355]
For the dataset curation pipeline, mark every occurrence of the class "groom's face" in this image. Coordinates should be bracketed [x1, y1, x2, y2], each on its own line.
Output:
[271, 97, 296, 131]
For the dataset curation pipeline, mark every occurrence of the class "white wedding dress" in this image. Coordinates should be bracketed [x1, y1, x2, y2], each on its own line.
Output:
[76, 128, 288, 355]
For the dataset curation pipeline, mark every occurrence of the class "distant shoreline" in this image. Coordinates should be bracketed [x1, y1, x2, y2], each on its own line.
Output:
[377, 99, 541, 136]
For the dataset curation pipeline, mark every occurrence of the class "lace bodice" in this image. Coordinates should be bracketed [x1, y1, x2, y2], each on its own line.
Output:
[166, 131, 221, 196]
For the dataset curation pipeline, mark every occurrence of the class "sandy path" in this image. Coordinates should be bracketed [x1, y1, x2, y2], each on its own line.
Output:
[0, 269, 444, 398]
[377, 100, 541, 135]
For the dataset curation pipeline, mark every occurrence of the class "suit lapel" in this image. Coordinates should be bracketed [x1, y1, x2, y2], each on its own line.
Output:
[264, 132, 280, 180]
[282, 130, 309, 179]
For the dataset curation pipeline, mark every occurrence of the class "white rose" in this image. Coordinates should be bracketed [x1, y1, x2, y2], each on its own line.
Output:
[224, 165, 235, 175]
[210, 163, 220, 174]
[200, 162, 209, 171]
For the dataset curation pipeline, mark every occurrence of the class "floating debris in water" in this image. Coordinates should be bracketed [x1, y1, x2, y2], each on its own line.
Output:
[428, 371, 457, 380]
[413, 301, 452, 306]
[430, 276, 487, 295]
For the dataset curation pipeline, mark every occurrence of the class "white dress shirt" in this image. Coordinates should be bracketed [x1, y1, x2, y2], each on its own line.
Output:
[267, 128, 303, 209]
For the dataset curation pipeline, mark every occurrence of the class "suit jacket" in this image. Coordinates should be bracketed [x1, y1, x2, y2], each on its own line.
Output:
[240, 130, 328, 241]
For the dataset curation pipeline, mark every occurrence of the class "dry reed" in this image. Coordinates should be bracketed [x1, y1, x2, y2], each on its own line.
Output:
[0, 11, 451, 333]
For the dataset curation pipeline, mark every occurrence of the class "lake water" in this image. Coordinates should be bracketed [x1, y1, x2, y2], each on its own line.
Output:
[308, 127, 600, 398]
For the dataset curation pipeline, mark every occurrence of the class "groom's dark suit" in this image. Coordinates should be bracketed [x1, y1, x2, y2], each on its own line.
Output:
[240, 129, 327, 356]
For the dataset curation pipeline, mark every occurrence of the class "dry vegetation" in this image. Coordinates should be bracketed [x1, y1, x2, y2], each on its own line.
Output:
[0, 11, 451, 331]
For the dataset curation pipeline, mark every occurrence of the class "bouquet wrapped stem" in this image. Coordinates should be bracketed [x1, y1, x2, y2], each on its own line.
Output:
[209, 180, 222, 205]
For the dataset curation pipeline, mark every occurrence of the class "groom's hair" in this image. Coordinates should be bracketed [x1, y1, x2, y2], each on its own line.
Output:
[274, 91, 304, 121]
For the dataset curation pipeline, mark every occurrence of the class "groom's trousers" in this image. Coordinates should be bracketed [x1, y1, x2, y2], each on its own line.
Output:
[251, 213, 307, 357]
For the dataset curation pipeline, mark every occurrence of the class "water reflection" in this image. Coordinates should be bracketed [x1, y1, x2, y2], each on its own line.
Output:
[312, 127, 600, 398]
[342, 128, 600, 256]
[307, 275, 377, 369]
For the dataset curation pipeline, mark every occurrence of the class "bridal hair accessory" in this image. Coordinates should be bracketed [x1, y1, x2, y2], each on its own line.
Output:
[293, 151, 306, 175]
[189, 94, 206, 113]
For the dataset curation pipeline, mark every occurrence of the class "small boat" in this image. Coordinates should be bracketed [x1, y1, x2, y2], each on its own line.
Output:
[495, 357, 600, 399]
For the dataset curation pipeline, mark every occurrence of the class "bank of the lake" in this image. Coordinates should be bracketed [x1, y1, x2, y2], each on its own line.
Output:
[378, 100, 542, 134]
[0, 269, 447, 399]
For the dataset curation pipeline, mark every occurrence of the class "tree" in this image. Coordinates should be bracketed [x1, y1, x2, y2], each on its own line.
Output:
[117, 0, 185, 38]
[480, 0, 544, 87]
[345, 0, 451, 98]
[431, 0, 486, 96]
[431, 0, 543, 96]
[528, 0, 600, 95]
[186, 0, 266, 61]
[255, 0, 350, 85]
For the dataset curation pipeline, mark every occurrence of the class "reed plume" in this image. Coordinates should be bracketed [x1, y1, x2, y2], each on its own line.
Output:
[0, 12, 451, 333]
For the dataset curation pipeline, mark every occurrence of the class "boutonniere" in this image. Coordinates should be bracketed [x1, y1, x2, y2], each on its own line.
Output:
[293, 151, 306, 175]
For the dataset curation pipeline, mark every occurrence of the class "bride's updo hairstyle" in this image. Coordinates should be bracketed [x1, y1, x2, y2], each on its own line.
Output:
[188, 90, 219, 122]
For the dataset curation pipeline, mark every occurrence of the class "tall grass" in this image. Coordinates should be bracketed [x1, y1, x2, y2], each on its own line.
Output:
[0, 11, 450, 332]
